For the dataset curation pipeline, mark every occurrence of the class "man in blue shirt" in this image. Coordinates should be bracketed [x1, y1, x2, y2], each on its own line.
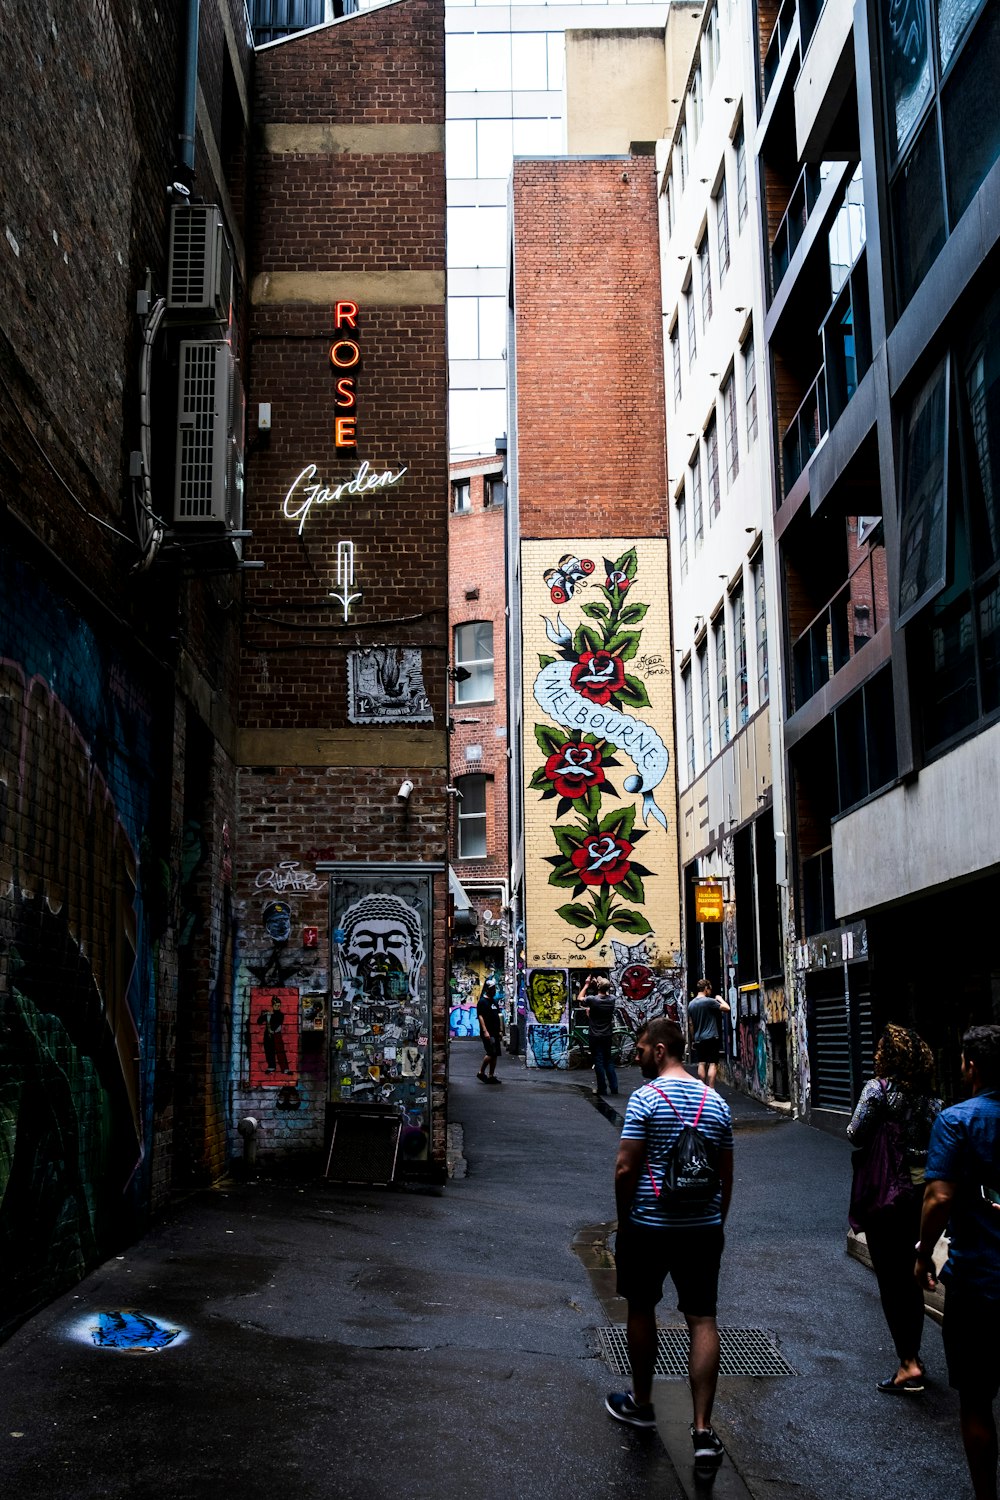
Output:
[605, 1016, 734, 1472]
[916, 1025, 1000, 1500]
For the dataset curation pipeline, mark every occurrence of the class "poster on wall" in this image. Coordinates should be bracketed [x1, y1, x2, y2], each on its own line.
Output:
[327, 868, 433, 1163]
[520, 539, 681, 973]
[249, 988, 300, 1085]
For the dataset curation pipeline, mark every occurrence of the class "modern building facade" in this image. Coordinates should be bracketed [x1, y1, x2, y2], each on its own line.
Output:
[755, 0, 1000, 1122]
[657, 0, 794, 1107]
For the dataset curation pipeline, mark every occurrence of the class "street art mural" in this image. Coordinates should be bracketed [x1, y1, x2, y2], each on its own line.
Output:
[449, 955, 504, 1038]
[0, 549, 159, 1335]
[249, 988, 300, 1085]
[347, 647, 432, 724]
[329, 873, 433, 1162]
[520, 538, 680, 974]
[525, 967, 569, 1068]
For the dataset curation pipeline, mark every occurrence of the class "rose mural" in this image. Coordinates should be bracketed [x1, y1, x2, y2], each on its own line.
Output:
[527, 546, 668, 950]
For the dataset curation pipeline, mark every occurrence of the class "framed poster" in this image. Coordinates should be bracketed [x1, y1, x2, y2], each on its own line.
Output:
[325, 866, 434, 1162]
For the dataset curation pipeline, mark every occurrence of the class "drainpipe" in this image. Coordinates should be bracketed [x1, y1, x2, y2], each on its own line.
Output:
[177, 0, 201, 189]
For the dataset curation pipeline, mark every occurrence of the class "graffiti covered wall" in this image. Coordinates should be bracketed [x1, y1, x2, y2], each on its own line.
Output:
[520, 539, 681, 975]
[0, 548, 161, 1334]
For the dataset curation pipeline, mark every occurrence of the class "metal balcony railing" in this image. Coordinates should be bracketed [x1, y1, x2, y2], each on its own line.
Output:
[791, 544, 887, 710]
[770, 161, 823, 295]
[762, 0, 798, 101]
[781, 367, 828, 496]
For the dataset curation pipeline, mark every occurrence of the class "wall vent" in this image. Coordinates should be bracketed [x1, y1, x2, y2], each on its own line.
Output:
[167, 205, 233, 322]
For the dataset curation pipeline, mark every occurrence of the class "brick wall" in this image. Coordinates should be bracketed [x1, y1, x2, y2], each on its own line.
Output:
[512, 156, 669, 539]
[238, 0, 449, 1176]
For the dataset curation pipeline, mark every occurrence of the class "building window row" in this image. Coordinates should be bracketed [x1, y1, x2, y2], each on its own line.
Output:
[682, 322, 757, 550]
[680, 565, 770, 789]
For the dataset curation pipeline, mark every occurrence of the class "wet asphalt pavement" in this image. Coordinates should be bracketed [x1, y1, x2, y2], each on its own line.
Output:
[0, 1044, 971, 1499]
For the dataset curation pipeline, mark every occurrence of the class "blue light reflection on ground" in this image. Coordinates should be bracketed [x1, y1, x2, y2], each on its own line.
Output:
[66, 1310, 187, 1351]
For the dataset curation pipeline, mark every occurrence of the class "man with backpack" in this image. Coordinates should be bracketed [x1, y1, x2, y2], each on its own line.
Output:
[605, 1017, 734, 1473]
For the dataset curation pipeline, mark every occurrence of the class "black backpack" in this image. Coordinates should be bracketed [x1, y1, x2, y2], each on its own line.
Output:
[646, 1084, 720, 1204]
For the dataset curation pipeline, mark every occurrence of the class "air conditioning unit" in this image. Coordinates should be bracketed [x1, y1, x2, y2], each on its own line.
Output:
[167, 205, 233, 322]
[174, 340, 245, 531]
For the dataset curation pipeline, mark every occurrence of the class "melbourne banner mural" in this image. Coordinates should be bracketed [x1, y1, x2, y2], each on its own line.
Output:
[520, 538, 681, 1061]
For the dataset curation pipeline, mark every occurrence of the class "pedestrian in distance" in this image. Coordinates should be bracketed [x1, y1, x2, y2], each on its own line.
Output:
[846, 1024, 941, 1394]
[687, 979, 731, 1091]
[605, 1017, 734, 1473]
[476, 978, 504, 1085]
[916, 1025, 1000, 1500]
[579, 972, 618, 1097]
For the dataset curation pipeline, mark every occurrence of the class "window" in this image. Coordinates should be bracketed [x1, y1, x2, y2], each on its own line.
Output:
[665, 171, 675, 237]
[704, 4, 721, 89]
[734, 120, 748, 228]
[715, 613, 731, 746]
[753, 554, 769, 704]
[706, 413, 721, 518]
[670, 321, 682, 407]
[715, 172, 731, 283]
[484, 473, 506, 509]
[453, 621, 494, 702]
[723, 371, 739, 486]
[686, 283, 698, 368]
[452, 479, 471, 514]
[683, 664, 696, 782]
[699, 643, 713, 762]
[732, 581, 749, 726]
[456, 775, 487, 860]
[690, 68, 703, 142]
[881, 0, 999, 310]
[678, 124, 688, 190]
[698, 232, 713, 328]
[691, 450, 704, 548]
[743, 332, 758, 445]
[897, 356, 949, 628]
[677, 485, 689, 579]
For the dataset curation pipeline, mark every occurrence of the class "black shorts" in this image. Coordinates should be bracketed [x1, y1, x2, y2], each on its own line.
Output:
[943, 1282, 1000, 1398]
[694, 1040, 720, 1065]
[482, 1035, 501, 1058]
[615, 1221, 724, 1317]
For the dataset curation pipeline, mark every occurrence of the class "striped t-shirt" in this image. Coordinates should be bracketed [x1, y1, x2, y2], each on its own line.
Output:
[621, 1076, 734, 1229]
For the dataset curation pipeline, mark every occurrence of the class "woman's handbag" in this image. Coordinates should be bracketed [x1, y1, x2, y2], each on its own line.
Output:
[849, 1086, 911, 1230]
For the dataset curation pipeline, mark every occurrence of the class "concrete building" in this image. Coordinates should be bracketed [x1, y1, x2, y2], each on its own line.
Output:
[657, 0, 793, 1106]
[755, 0, 1000, 1122]
[447, 450, 514, 1042]
[506, 151, 683, 1069]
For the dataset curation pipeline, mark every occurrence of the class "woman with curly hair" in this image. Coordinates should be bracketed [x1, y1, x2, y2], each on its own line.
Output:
[848, 1024, 942, 1395]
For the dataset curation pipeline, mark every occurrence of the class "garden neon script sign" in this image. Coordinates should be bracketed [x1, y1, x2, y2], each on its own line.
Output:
[279, 300, 408, 533]
[282, 460, 407, 536]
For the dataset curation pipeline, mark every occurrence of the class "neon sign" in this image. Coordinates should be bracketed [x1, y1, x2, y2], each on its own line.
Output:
[329, 540, 362, 623]
[331, 300, 359, 450]
[283, 460, 408, 535]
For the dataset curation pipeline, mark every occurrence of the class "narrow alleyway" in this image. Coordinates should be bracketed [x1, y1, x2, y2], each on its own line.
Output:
[0, 1051, 969, 1500]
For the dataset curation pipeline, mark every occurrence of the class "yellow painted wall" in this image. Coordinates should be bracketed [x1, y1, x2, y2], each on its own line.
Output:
[520, 539, 681, 969]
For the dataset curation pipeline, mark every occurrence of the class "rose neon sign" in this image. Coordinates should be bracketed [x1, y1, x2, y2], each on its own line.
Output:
[331, 300, 359, 451]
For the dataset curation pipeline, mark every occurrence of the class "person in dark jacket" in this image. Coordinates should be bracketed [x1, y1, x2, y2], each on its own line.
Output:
[476, 979, 504, 1085]
[580, 974, 618, 1097]
[848, 1024, 941, 1395]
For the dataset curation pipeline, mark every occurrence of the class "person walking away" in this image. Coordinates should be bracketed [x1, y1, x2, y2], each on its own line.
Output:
[580, 974, 618, 1097]
[916, 1025, 1000, 1500]
[605, 1017, 734, 1472]
[846, 1024, 941, 1393]
[687, 979, 730, 1091]
[476, 979, 504, 1085]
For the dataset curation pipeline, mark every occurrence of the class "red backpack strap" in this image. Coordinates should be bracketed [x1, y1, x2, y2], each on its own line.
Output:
[693, 1087, 709, 1127]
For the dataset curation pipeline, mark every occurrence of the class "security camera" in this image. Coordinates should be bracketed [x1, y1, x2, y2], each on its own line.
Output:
[396, 780, 414, 802]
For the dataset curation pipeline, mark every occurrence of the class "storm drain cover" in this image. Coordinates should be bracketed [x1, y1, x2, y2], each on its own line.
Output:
[598, 1326, 797, 1378]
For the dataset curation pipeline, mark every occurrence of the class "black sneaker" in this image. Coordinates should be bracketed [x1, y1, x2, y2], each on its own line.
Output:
[691, 1426, 724, 1469]
[605, 1391, 656, 1428]
[876, 1372, 925, 1394]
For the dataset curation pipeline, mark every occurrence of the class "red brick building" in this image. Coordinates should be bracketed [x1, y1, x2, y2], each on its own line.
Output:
[447, 451, 512, 1037]
[507, 154, 682, 1068]
[237, 0, 450, 1179]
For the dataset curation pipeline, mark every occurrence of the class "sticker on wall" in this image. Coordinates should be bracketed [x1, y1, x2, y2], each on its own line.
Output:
[249, 987, 300, 1086]
[520, 539, 681, 967]
[347, 647, 433, 724]
[301, 994, 326, 1031]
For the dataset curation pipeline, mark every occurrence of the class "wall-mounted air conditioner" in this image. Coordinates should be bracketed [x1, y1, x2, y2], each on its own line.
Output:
[167, 204, 233, 322]
[174, 340, 245, 530]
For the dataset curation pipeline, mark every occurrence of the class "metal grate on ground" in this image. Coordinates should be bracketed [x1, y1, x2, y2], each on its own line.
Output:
[598, 1326, 797, 1378]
